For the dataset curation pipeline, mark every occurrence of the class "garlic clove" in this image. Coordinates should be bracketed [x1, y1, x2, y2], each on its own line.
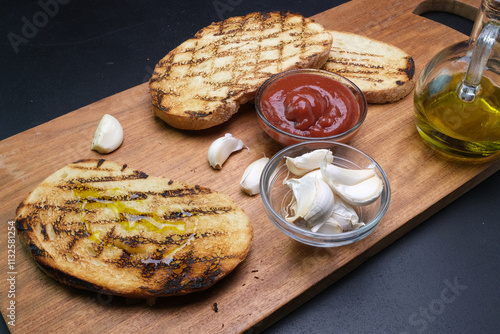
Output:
[284, 176, 335, 227]
[284, 177, 316, 220]
[312, 217, 344, 234]
[91, 114, 124, 154]
[319, 158, 383, 206]
[240, 157, 269, 196]
[352, 221, 366, 230]
[208, 133, 246, 169]
[301, 169, 323, 180]
[285, 149, 333, 176]
[321, 162, 376, 186]
[330, 175, 383, 206]
[331, 195, 360, 231]
[312, 197, 365, 234]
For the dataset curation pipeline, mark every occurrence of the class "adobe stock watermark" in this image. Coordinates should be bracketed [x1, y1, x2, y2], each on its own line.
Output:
[6, 221, 17, 327]
[7, 0, 70, 54]
[213, 0, 242, 21]
[401, 277, 467, 333]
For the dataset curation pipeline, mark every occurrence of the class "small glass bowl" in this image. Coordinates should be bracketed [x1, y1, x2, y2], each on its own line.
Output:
[260, 141, 391, 247]
[255, 69, 367, 147]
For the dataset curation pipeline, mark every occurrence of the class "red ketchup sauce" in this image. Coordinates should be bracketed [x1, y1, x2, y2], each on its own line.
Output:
[259, 73, 360, 137]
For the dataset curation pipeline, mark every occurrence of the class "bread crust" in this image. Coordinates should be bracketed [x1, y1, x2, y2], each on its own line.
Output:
[149, 11, 332, 130]
[16, 159, 253, 298]
[321, 31, 415, 104]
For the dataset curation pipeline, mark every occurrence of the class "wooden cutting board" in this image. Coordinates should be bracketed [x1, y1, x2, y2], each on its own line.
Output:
[2, 0, 497, 332]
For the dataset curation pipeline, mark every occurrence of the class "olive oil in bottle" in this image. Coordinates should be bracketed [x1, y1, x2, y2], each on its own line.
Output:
[414, 72, 500, 160]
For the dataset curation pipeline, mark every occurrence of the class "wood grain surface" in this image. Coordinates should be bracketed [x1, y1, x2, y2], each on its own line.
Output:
[1, 0, 497, 333]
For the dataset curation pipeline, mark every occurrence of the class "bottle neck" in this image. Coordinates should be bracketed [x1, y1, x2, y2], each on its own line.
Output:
[470, 0, 500, 43]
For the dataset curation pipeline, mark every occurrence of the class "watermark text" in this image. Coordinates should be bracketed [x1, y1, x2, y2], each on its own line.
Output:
[402, 277, 467, 333]
[6, 221, 17, 327]
[7, 0, 70, 53]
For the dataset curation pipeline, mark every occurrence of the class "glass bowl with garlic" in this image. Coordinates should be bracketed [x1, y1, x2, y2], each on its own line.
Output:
[260, 141, 390, 247]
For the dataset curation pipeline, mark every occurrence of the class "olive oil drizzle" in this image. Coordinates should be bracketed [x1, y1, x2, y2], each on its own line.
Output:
[141, 227, 198, 266]
[73, 185, 186, 240]
[71, 184, 202, 267]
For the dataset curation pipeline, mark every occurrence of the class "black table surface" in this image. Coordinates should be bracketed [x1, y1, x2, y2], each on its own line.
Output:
[1, 1, 499, 333]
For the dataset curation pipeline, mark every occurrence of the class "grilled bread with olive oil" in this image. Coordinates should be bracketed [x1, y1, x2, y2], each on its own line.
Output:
[149, 11, 333, 130]
[15, 159, 252, 298]
[321, 31, 415, 103]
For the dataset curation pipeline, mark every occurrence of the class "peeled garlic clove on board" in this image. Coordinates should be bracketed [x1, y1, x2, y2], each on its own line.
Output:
[285, 149, 333, 176]
[208, 133, 246, 169]
[284, 176, 334, 227]
[91, 114, 124, 154]
[240, 157, 269, 196]
[329, 175, 383, 206]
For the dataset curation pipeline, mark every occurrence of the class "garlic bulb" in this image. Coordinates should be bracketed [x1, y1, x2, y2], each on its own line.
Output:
[240, 157, 269, 196]
[91, 114, 123, 154]
[284, 176, 334, 227]
[285, 149, 333, 176]
[207, 133, 246, 169]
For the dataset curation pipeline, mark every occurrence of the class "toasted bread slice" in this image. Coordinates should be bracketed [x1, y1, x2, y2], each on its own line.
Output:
[16, 159, 252, 298]
[149, 11, 332, 130]
[321, 31, 415, 103]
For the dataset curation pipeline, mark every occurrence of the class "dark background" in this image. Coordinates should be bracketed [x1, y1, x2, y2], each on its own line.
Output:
[1, 1, 499, 333]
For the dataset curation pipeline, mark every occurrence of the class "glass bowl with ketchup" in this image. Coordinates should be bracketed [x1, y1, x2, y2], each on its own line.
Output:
[255, 69, 367, 146]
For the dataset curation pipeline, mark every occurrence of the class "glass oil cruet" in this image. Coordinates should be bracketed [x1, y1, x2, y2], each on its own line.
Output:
[414, 0, 500, 161]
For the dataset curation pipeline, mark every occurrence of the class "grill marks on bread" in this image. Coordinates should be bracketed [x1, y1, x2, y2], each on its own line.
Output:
[326, 49, 414, 84]
[16, 159, 252, 297]
[149, 11, 332, 130]
[326, 49, 387, 82]
[321, 30, 416, 103]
